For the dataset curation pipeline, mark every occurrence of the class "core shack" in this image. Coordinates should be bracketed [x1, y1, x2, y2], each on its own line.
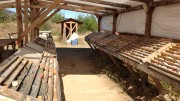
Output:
[0, 0, 179, 101]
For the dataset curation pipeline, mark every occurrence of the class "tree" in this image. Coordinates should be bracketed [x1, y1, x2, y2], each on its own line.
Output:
[0, 11, 7, 23]
[77, 14, 98, 33]
[51, 12, 65, 23]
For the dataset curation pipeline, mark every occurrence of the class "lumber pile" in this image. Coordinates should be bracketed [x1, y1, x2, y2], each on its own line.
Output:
[86, 32, 180, 90]
[0, 35, 61, 101]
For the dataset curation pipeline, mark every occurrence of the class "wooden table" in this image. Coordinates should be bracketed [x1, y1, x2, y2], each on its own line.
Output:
[0, 39, 16, 61]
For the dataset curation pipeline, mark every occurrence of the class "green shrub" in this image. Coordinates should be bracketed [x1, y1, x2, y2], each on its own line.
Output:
[51, 13, 65, 23]
[77, 14, 98, 33]
[40, 21, 51, 31]
[0, 11, 8, 23]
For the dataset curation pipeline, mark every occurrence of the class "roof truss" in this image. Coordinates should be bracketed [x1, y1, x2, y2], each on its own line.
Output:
[0, 0, 180, 15]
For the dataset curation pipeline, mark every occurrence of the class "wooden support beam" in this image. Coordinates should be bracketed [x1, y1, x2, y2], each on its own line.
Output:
[97, 15, 102, 32]
[36, 8, 46, 18]
[24, 0, 28, 44]
[87, 43, 99, 55]
[152, 0, 180, 7]
[107, 54, 121, 69]
[79, 0, 131, 8]
[22, 9, 31, 21]
[151, 76, 167, 94]
[62, 8, 102, 15]
[63, 1, 117, 11]
[131, 0, 149, 3]
[76, 23, 78, 33]
[37, 9, 61, 28]
[118, 5, 144, 14]
[102, 5, 144, 16]
[18, 0, 63, 42]
[16, 0, 23, 48]
[145, 2, 155, 37]
[112, 12, 118, 34]
[30, 8, 36, 40]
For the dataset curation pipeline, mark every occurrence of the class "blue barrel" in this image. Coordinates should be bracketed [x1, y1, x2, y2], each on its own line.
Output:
[71, 39, 78, 45]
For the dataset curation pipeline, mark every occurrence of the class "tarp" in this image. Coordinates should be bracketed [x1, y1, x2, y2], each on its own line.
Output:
[151, 4, 180, 39]
[116, 9, 146, 35]
[101, 15, 113, 32]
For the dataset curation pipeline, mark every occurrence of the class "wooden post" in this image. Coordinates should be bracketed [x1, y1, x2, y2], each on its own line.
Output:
[16, 0, 23, 48]
[112, 12, 118, 34]
[98, 15, 102, 32]
[61, 23, 64, 40]
[24, 0, 28, 44]
[62, 23, 66, 43]
[76, 23, 78, 33]
[70, 22, 72, 36]
[145, 2, 155, 37]
[18, 0, 63, 41]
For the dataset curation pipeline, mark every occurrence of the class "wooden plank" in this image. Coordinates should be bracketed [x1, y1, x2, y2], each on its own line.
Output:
[0, 86, 23, 100]
[53, 72, 57, 101]
[42, 68, 49, 100]
[0, 58, 23, 84]
[5, 60, 28, 88]
[0, 56, 18, 74]
[42, 60, 50, 100]
[20, 62, 41, 101]
[33, 54, 48, 97]
[56, 72, 61, 101]
[47, 70, 54, 101]
[15, 61, 33, 91]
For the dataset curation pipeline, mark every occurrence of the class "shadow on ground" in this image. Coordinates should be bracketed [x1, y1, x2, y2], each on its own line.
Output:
[56, 47, 159, 101]
[56, 48, 101, 75]
[56, 47, 103, 101]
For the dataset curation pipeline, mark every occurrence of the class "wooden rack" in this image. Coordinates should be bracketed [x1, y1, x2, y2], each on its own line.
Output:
[0, 35, 61, 101]
[85, 32, 110, 43]
[86, 32, 180, 91]
[147, 43, 180, 82]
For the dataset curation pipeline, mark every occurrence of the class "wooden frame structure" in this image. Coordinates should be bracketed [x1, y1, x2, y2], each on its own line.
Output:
[0, 0, 179, 46]
[56, 18, 83, 41]
[0, 0, 180, 100]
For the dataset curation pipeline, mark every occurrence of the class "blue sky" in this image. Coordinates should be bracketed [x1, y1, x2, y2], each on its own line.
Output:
[7, 8, 90, 19]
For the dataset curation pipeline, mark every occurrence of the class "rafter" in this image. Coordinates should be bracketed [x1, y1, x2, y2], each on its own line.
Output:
[102, 5, 144, 16]
[37, 9, 61, 28]
[62, 8, 102, 15]
[62, 5, 109, 14]
[152, 0, 180, 7]
[79, 0, 131, 8]
[130, 0, 149, 3]
[63, 1, 117, 11]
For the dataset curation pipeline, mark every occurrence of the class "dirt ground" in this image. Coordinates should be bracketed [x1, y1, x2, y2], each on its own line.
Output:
[55, 41, 132, 101]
